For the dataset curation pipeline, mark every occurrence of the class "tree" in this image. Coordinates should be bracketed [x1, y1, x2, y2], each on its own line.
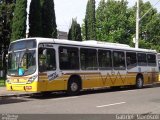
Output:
[96, 0, 131, 44]
[0, 0, 15, 49]
[83, 0, 96, 40]
[82, 0, 160, 51]
[11, 0, 27, 41]
[95, 0, 107, 41]
[68, 19, 82, 41]
[41, 0, 57, 38]
[29, 0, 42, 37]
[0, 0, 15, 75]
[139, 1, 160, 51]
[128, 0, 160, 51]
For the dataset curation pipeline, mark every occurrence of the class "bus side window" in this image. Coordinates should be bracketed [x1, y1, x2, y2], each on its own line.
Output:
[39, 48, 56, 72]
[39, 49, 47, 72]
[147, 54, 156, 66]
[137, 53, 147, 66]
[126, 52, 137, 69]
[113, 51, 126, 70]
[59, 46, 79, 70]
[98, 50, 112, 70]
[80, 48, 98, 70]
[46, 49, 56, 70]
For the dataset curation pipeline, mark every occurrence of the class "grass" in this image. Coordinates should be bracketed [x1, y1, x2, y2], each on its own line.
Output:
[0, 77, 5, 87]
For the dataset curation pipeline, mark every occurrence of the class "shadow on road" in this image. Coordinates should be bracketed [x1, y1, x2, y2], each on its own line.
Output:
[28, 85, 156, 100]
[0, 97, 30, 105]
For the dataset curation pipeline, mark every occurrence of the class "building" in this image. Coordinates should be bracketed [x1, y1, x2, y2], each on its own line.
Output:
[57, 30, 68, 39]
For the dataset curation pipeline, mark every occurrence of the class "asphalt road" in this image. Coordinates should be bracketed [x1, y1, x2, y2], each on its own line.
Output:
[0, 86, 160, 114]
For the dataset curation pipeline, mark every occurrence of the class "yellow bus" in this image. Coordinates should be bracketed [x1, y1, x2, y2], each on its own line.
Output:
[6, 38, 159, 95]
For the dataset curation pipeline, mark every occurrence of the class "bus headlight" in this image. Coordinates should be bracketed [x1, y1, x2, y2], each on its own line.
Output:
[27, 75, 37, 84]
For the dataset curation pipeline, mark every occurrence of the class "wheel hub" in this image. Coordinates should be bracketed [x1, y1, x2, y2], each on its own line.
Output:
[138, 78, 143, 87]
[71, 82, 78, 92]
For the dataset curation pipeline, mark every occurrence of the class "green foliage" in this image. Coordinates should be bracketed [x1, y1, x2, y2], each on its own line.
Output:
[96, 0, 131, 44]
[82, 0, 160, 52]
[0, 1, 15, 50]
[128, 0, 160, 52]
[0, 1, 15, 75]
[0, 77, 5, 87]
[29, 0, 42, 37]
[41, 0, 57, 38]
[83, 0, 96, 40]
[11, 0, 27, 41]
[81, 20, 86, 40]
[68, 19, 82, 41]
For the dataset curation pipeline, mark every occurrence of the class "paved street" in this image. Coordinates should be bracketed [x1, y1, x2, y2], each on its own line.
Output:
[0, 87, 34, 97]
[0, 86, 160, 114]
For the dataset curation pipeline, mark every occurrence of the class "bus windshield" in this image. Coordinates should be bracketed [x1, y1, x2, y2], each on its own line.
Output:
[7, 50, 36, 76]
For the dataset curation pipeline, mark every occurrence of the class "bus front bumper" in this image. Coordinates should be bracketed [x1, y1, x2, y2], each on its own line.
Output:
[6, 82, 39, 92]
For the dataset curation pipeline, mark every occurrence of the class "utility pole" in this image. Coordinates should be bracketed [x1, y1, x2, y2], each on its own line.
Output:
[135, 0, 156, 48]
[135, 0, 139, 48]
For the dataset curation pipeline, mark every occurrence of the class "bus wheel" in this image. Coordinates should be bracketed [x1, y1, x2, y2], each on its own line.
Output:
[136, 76, 143, 89]
[67, 78, 81, 96]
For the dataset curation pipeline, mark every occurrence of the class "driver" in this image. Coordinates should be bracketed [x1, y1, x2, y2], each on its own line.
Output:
[18, 55, 27, 76]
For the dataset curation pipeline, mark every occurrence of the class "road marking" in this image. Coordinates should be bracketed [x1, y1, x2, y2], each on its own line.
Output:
[96, 102, 126, 108]
[51, 96, 79, 101]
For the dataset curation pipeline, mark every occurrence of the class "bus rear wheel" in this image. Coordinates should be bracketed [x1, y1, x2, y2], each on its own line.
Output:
[67, 78, 81, 96]
[135, 76, 143, 89]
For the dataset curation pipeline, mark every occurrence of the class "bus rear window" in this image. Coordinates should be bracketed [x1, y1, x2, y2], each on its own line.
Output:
[9, 39, 36, 51]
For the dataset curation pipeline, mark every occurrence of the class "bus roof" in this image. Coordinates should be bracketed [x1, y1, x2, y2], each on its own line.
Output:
[12, 37, 157, 53]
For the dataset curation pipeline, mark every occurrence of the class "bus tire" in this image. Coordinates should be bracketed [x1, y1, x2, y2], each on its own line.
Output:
[67, 77, 81, 96]
[135, 75, 144, 89]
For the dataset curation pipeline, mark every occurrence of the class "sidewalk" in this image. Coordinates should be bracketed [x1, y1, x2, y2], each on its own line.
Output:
[0, 87, 34, 97]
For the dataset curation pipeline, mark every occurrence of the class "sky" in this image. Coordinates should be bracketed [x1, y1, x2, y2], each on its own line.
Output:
[27, 0, 160, 33]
